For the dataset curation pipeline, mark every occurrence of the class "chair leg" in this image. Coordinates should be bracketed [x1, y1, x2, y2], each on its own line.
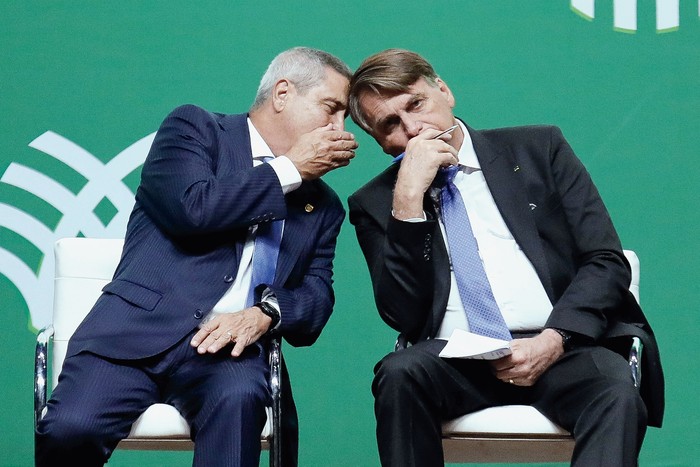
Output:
[34, 326, 54, 430]
[269, 338, 282, 467]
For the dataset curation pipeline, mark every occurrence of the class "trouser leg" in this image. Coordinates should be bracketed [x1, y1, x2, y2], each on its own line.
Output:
[35, 352, 158, 467]
[166, 338, 270, 467]
[532, 346, 648, 467]
[372, 339, 517, 467]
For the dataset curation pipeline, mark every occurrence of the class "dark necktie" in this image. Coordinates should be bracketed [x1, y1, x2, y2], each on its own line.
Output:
[246, 157, 282, 307]
[438, 165, 512, 340]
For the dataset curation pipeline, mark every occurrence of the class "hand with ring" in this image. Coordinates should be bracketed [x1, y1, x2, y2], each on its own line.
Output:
[190, 306, 272, 357]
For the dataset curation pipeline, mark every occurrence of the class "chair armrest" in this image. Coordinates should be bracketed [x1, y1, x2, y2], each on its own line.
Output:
[35, 325, 54, 431]
[629, 336, 643, 389]
[268, 337, 281, 467]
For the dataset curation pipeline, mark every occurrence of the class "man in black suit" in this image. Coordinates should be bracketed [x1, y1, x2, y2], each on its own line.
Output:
[347, 49, 663, 467]
[35, 47, 358, 467]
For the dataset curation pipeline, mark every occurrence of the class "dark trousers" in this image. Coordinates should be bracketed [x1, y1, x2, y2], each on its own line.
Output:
[373, 339, 647, 467]
[35, 331, 270, 467]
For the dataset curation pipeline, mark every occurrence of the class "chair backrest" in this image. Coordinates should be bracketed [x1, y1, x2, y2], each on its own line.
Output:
[51, 237, 125, 388]
[624, 249, 640, 304]
[45, 237, 277, 463]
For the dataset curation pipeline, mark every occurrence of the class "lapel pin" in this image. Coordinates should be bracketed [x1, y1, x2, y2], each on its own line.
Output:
[304, 204, 314, 213]
[529, 203, 537, 210]
[513, 165, 520, 172]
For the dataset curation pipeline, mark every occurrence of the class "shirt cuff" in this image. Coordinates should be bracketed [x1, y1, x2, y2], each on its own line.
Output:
[268, 156, 302, 194]
[391, 210, 428, 223]
[260, 288, 281, 330]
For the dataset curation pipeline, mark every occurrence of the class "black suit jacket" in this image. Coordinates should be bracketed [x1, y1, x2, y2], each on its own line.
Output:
[348, 124, 664, 427]
[67, 105, 346, 465]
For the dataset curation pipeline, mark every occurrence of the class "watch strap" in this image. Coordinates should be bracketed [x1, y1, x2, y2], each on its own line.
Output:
[550, 328, 573, 352]
[255, 301, 281, 332]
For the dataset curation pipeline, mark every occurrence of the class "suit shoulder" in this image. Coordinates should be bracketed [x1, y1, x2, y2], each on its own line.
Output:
[479, 124, 564, 143]
[162, 104, 239, 127]
[166, 104, 211, 120]
[311, 179, 344, 210]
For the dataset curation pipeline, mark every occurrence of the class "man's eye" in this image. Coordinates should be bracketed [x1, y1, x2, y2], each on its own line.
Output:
[409, 99, 425, 111]
[382, 120, 399, 133]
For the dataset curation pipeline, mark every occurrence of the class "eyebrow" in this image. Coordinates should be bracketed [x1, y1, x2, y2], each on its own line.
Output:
[374, 92, 426, 131]
[322, 97, 347, 110]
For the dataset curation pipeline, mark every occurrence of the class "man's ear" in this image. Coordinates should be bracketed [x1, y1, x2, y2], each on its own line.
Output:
[272, 79, 292, 112]
[435, 77, 456, 109]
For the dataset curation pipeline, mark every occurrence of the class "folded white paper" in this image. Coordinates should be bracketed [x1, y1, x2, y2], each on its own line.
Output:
[439, 329, 512, 360]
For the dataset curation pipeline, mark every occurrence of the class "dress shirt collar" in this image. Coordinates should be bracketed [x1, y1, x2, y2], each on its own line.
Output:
[247, 118, 274, 160]
[455, 120, 480, 173]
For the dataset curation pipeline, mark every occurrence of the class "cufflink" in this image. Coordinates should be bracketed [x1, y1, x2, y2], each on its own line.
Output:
[305, 204, 314, 213]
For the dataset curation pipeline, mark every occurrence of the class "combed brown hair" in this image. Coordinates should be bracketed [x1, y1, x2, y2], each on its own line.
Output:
[349, 49, 439, 132]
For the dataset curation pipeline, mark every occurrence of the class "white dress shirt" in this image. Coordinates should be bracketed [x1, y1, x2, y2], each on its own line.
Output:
[429, 122, 553, 339]
[203, 118, 301, 324]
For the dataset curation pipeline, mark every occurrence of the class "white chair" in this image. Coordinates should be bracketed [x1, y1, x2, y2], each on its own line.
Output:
[34, 237, 282, 466]
[399, 249, 643, 464]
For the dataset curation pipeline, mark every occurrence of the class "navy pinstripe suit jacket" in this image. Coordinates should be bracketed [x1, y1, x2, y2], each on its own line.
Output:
[68, 104, 345, 361]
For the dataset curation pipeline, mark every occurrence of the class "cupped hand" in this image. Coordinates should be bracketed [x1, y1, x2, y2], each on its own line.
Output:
[285, 124, 358, 180]
[392, 129, 459, 220]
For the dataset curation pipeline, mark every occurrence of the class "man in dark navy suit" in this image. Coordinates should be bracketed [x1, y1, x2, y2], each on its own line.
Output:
[347, 49, 663, 467]
[36, 47, 357, 467]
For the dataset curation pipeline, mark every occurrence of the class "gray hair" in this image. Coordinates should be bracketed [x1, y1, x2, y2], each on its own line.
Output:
[251, 47, 352, 110]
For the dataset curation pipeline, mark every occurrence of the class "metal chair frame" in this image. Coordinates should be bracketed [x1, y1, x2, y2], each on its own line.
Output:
[34, 237, 281, 466]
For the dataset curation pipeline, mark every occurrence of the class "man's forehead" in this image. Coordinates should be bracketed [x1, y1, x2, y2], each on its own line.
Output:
[361, 88, 417, 121]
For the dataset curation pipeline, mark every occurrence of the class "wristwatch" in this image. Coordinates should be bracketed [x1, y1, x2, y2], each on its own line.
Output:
[255, 301, 281, 332]
[550, 328, 574, 352]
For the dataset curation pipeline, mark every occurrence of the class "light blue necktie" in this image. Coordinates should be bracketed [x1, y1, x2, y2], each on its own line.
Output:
[246, 157, 282, 307]
[439, 166, 512, 340]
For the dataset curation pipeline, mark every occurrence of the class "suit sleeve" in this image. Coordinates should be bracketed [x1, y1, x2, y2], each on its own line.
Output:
[348, 188, 441, 341]
[269, 192, 345, 347]
[138, 104, 287, 236]
[539, 126, 632, 340]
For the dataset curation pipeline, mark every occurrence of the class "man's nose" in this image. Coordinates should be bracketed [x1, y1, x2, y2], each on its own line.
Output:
[404, 118, 423, 138]
[331, 112, 345, 130]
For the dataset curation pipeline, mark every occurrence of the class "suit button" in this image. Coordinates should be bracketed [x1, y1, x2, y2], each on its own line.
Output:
[223, 274, 234, 283]
[194, 309, 204, 319]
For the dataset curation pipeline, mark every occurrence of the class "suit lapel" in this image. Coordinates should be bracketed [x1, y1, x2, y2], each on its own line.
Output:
[469, 127, 554, 298]
[219, 112, 254, 171]
[275, 183, 319, 284]
[218, 113, 254, 262]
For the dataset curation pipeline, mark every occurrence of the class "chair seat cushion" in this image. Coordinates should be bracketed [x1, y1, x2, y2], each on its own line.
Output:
[128, 403, 272, 439]
[442, 405, 569, 435]
[129, 404, 190, 438]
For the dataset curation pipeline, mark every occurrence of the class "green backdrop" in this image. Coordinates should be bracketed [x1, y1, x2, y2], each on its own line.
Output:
[1, 1, 698, 466]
